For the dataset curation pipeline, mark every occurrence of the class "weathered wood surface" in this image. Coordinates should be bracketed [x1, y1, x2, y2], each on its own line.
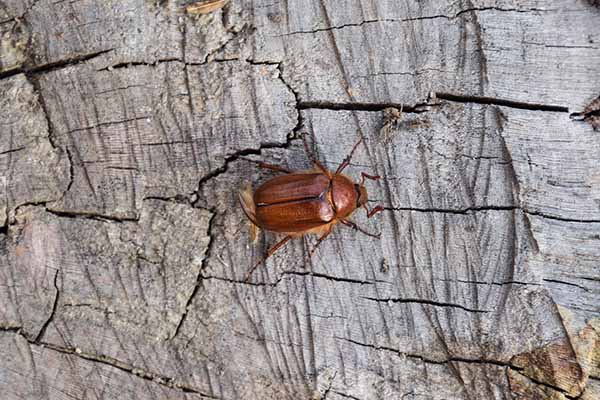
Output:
[1, 0, 599, 399]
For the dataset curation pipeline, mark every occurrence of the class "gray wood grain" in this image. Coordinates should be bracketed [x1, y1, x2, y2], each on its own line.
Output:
[1, 0, 599, 399]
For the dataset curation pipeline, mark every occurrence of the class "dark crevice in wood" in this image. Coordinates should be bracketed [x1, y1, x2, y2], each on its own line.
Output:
[63, 147, 74, 199]
[194, 138, 297, 197]
[27, 70, 74, 203]
[335, 336, 512, 367]
[281, 270, 376, 285]
[0, 326, 22, 333]
[10, 200, 52, 223]
[385, 205, 518, 214]
[181, 55, 302, 195]
[98, 26, 255, 71]
[360, 296, 489, 313]
[140, 139, 204, 147]
[33, 270, 59, 343]
[275, 61, 305, 138]
[26, 73, 58, 149]
[202, 23, 254, 64]
[245, 59, 280, 66]
[542, 278, 589, 292]
[524, 209, 600, 223]
[299, 95, 569, 114]
[67, 116, 152, 135]
[201, 274, 277, 287]
[1, 330, 220, 399]
[202, 270, 384, 288]
[435, 278, 538, 286]
[336, 337, 578, 398]
[510, 369, 577, 399]
[279, 18, 399, 36]
[97, 57, 183, 71]
[386, 205, 600, 223]
[0, 146, 26, 156]
[171, 210, 217, 341]
[330, 390, 363, 400]
[104, 166, 139, 172]
[5, 187, 135, 228]
[0, 49, 114, 80]
[280, 7, 551, 36]
[298, 101, 429, 113]
[578, 275, 600, 283]
[435, 92, 569, 112]
[143, 194, 193, 204]
[410, 6, 553, 22]
[44, 208, 139, 223]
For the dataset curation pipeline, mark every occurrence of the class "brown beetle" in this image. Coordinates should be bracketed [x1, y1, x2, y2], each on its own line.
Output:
[239, 134, 384, 280]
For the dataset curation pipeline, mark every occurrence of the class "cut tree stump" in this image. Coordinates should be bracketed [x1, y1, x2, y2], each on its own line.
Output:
[1, 1, 599, 399]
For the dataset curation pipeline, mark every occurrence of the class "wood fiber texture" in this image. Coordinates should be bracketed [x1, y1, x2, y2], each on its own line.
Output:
[1, 0, 599, 399]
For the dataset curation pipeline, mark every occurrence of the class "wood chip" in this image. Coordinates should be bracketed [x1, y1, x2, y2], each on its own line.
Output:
[186, 0, 229, 14]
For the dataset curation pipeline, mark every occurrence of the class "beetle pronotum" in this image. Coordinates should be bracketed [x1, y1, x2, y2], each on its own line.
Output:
[239, 134, 384, 280]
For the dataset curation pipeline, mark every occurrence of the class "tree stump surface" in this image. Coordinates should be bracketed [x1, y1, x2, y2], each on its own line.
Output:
[1, 1, 599, 399]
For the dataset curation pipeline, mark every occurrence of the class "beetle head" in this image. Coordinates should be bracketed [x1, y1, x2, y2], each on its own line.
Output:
[355, 184, 369, 208]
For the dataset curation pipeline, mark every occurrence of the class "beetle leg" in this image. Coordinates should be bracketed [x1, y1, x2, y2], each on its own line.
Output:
[340, 219, 381, 239]
[335, 137, 363, 174]
[308, 225, 333, 256]
[365, 205, 385, 218]
[244, 235, 293, 281]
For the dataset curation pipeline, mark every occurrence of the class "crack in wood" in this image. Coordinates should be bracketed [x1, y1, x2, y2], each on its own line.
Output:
[542, 278, 590, 292]
[434, 278, 538, 287]
[510, 368, 577, 399]
[360, 296, 489, 314]
[33, 269, 59, 343]
[298, 100, 430, 113]
[201, 274, 277, 287]
[66, 116, 152, 135]
[281, 270, 378, 285]
[0, 49, 114, 80]
[193, 138, 298, 197]
[0, 146, 26, 156]
[435, 92, 569, 112]
[385, 205, 600, 224]
[275, 61, 304, 138]
[335, 337, 580, 398]
[279, 6, 553, 36]
[1, 330, 220, 399]
[330, 390, 363, 400]
[335, 336, 511, 367]
[171, 209, 216, 341]
[44, 208, 139, 223]
[384, 205, 518, 214]
[524, 209, 600, 224]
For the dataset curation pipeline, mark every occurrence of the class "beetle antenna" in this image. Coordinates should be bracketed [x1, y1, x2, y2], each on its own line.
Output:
[340, 219, 381, 239]
[240, 157, 292, 174]
[336, 137, 363, 174]
[360, 171, 381, 186]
